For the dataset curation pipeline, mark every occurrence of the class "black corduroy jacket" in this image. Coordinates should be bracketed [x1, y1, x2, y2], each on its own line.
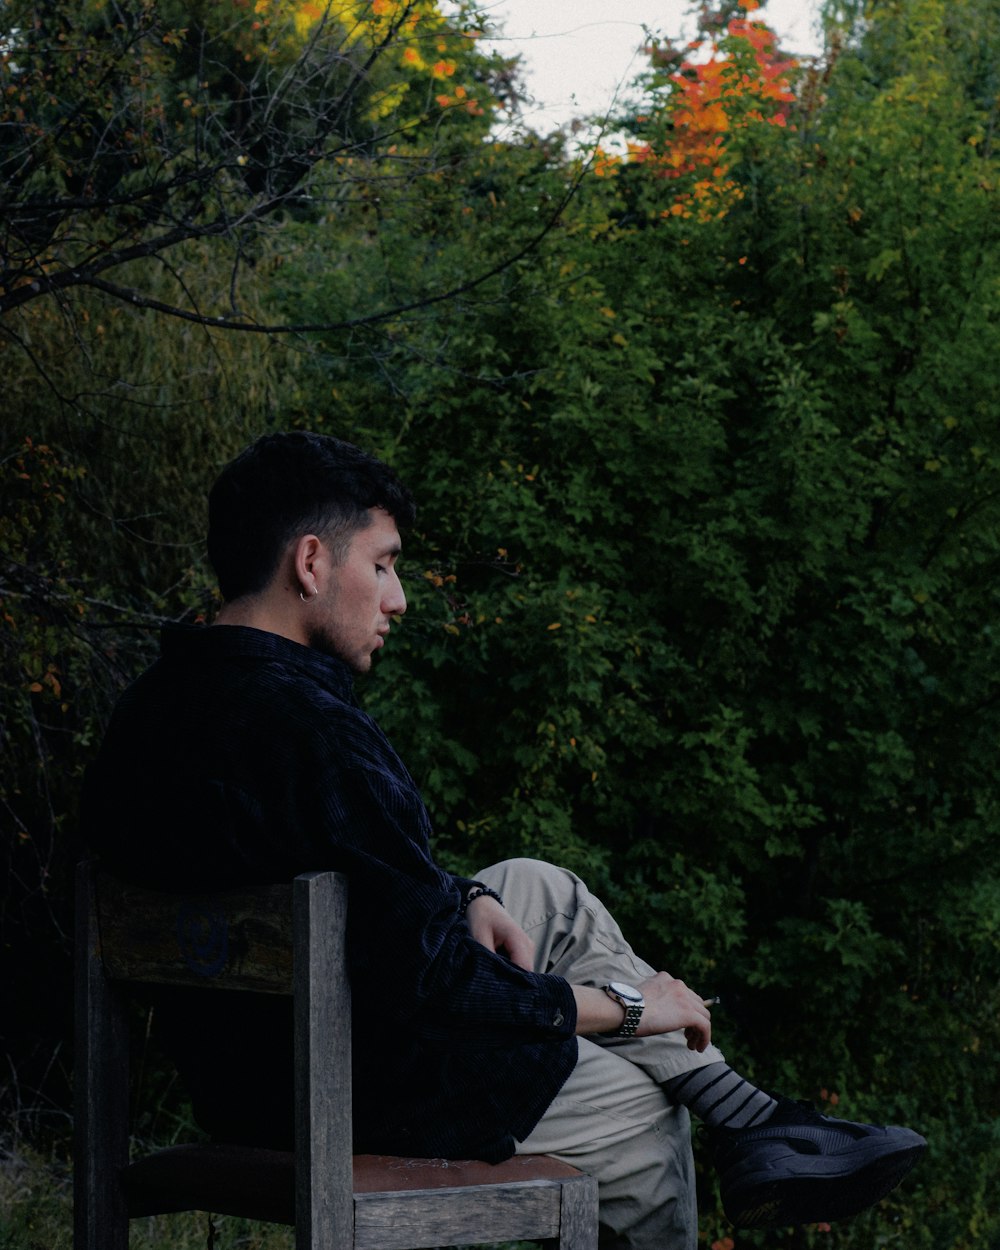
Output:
[82, 623, 578, 1161]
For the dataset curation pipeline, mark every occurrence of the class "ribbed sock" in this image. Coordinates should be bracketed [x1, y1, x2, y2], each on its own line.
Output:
[664, 1062, 778, 1130]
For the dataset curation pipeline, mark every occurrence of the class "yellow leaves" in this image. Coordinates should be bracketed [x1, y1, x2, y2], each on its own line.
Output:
[293, 1, 325, 36]
[369, 81, 409, 119]
[303, 0, 477, 121]
[547, 622, 562, 631]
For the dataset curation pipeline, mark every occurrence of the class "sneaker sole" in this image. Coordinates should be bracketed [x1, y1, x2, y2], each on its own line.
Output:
[724, 1137, 927, 1229]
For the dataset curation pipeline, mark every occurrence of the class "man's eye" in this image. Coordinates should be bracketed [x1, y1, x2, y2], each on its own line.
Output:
[375, 564, 387, 574]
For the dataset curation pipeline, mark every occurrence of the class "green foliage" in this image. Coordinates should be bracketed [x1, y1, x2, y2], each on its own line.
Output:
[0, 1139, 296, 1249]
[0, 240, 287, 1114]
[268, 1, 1000, 1243]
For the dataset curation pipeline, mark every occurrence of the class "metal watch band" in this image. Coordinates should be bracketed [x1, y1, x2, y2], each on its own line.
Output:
[616, 1000, 643, 1037]
[602, 983, 644, 1037]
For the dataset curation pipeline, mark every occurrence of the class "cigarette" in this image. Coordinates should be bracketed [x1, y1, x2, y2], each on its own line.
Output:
[702, 996, 721, 1007]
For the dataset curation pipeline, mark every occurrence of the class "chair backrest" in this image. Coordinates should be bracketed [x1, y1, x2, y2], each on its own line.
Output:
[74, 863, 352, 1249]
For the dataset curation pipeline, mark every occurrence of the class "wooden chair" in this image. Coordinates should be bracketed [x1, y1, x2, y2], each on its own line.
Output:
[74, 863, 599, 1250]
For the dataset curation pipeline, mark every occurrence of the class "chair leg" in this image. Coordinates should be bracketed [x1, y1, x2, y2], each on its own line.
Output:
[74, 863, 131, 1250]
[557, 1175, 599, 1250]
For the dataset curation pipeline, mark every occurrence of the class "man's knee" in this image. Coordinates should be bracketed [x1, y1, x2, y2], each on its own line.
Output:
[476, 858, 586, 913]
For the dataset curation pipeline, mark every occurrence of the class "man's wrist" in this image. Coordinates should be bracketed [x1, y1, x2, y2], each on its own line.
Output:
[461, 885, 504, 915]
[601, 982, 645, 1037]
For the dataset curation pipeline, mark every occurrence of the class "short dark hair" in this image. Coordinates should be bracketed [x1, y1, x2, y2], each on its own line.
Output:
[207, 432, 416, 601]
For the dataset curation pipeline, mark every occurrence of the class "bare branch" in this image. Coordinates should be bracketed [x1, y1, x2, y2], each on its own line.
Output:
[0, 0, 447, 315]
[68, 156, 587, 332]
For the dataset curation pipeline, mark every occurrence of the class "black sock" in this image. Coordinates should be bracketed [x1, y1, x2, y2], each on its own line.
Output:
[664, 1062, 778, 1130]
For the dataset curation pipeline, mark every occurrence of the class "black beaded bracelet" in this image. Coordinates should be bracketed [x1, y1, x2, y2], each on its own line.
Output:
[461, 885, 504, 914]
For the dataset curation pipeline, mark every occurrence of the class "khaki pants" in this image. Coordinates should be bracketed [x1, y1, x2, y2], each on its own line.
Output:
[476, 859, 727, 1250]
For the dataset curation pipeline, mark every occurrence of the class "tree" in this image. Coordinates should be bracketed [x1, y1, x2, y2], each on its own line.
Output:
[0, 0, 554, 1143]
[0, 0, 503, 326]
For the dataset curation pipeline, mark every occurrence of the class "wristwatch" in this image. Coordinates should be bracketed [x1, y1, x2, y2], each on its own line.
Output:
[602, 981, 645, 1037]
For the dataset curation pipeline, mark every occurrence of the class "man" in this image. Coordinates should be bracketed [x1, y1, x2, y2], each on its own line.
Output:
[83, 432, 926, 1249]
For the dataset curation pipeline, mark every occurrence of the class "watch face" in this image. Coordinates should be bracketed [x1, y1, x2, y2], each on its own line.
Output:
[608, 981, 643, 1004]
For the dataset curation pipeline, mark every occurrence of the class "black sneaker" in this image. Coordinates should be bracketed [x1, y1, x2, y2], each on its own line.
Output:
[709, 1097, 927, 1229]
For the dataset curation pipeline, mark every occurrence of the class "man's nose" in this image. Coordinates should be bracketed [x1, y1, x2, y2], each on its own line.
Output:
[385, 572, 406, 616]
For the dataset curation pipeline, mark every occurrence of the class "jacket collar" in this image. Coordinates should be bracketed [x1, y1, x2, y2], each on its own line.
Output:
[160, 622, 357, 702]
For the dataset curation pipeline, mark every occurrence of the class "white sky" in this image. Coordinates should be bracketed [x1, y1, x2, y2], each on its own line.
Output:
[474, 1, 824, 135]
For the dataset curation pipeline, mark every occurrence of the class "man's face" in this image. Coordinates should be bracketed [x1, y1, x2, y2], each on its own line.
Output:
[308, 507, 406, 673]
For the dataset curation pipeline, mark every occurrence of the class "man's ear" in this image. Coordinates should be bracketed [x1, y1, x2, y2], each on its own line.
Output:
[292, 534, 325, 598]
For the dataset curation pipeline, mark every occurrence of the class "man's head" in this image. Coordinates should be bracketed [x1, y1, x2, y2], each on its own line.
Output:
[208, 431, 415, 600]
[208, 432, 416, 671]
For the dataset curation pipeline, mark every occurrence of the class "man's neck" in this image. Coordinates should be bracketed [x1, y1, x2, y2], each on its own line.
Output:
[213, 596, 308, 648]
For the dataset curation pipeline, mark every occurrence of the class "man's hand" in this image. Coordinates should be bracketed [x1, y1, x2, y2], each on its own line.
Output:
[465, 894, 536, 971]
[635, 972, 712, 1051]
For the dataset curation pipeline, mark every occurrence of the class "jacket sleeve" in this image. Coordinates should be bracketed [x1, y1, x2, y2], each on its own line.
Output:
[302, 726, 578, 1047]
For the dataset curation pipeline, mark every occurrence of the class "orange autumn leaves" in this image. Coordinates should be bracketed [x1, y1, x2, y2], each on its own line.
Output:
[598, 0, 797, 221]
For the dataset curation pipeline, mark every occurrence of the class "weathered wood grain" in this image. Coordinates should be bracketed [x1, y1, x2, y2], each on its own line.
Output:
[94, 874, 294, 993]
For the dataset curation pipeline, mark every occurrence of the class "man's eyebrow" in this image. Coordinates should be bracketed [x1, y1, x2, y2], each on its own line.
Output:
[378, 541, 402, 560]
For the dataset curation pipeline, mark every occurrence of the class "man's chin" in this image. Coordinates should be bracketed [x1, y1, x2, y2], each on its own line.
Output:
[306, 628, 373, 674]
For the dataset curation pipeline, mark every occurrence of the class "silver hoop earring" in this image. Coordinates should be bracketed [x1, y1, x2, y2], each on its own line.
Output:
[299, 591, 309, 603]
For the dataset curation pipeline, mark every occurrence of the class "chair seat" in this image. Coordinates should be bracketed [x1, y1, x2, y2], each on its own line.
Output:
[125, 1142, 587, 1234]
[353, 1154, 589, 1250]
